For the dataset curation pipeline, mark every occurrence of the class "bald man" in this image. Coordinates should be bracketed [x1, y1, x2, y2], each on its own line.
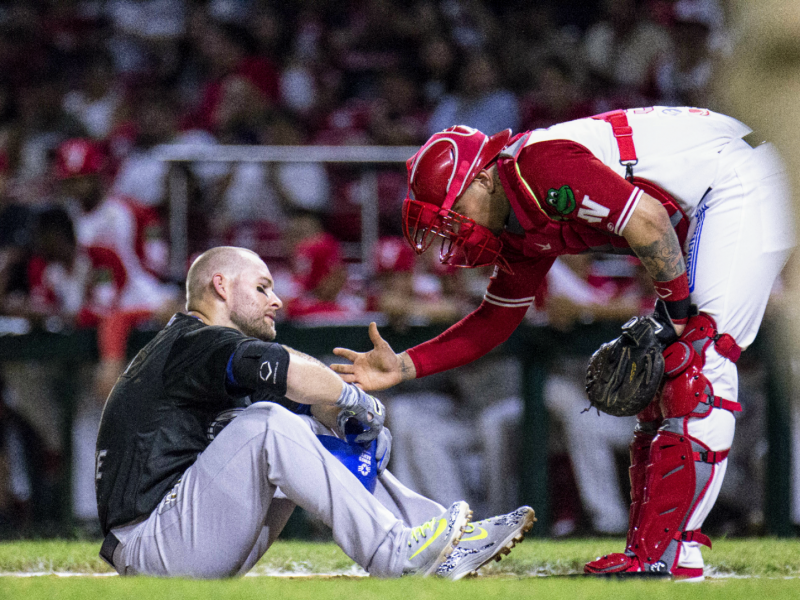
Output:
[94, 246, 478, 579]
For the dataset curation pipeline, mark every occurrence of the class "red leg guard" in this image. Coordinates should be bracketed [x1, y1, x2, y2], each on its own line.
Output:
[587, 311, 739, 579]
[585, 421, 657, 575]
[628, 429, 716, 572]
[626, 424, 658, 550]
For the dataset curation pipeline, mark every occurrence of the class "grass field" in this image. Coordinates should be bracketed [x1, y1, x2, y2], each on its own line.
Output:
[1, 537, 800, 599]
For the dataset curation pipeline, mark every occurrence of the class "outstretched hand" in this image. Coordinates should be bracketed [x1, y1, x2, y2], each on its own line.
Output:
[331, 322, 415, 392]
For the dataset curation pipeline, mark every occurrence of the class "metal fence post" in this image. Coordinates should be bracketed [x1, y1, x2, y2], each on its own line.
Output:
[763, 319, 795, 536]
[520, 349, 550, 536]
[168, 165, 189, 281]
[358, 169, 379, 279]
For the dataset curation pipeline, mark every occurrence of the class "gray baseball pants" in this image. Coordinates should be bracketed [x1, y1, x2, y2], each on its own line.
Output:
[107, 402, 443, 578]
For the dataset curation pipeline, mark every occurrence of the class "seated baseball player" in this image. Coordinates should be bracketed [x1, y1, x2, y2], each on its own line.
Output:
[94, 246, 534, 579]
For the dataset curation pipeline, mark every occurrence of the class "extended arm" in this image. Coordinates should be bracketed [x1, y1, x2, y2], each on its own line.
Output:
[331, 257, 552, 390]
[228, 340, 385, 441]
[284, 346, 345, 405]
[331, 296, 529, 389]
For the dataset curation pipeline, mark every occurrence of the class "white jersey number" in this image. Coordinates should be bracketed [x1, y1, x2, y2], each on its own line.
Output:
[577, 196, 610, 224]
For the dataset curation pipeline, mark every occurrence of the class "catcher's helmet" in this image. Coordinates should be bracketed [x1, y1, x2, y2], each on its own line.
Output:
[403, 125, 511, 272]
[53, 138, 106, 180]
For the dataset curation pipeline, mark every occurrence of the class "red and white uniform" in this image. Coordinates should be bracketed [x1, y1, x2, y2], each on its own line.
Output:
[74, 194, 174, 312]
[407, 107, 795, 575]
[408, 107, 793, 377]
[28, 247, 128, 327]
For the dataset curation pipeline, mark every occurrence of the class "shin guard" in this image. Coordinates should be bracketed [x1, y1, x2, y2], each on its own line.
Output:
[626, 421, 658, 551]
[628, 427, 723, 576]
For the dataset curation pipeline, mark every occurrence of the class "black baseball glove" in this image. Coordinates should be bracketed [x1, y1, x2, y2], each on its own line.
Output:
[585, 300, 679, 417]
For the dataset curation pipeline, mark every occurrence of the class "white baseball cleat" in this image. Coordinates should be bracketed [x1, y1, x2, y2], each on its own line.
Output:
[435, 506, 536, 580]
[402, 501, 472, 577]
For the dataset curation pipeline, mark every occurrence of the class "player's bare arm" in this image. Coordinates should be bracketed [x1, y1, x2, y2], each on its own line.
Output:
[622, 193, 687, 334]
[331, 322, 417, 392]
[283, 345, 347, 405]
[623, 193, 686, 280]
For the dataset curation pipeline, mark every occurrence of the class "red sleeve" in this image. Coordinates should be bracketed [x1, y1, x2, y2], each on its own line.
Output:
[518, 140, 644, 236]
[406, 257, 554, 378]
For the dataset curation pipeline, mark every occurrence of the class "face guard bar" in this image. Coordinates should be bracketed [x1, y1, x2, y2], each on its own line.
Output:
[402, 198, 512, 273]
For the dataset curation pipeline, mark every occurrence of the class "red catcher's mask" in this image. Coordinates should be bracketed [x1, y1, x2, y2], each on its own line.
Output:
[402, 125, 512, 272]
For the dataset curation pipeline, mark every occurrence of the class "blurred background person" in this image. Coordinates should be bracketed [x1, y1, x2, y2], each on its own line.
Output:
[369, 236, 464, 330]
[283, 214, 364, 324]
[427, 52, 520, 137]
[653, 0, 727, 108]
[582, 0, 672, 108]
[0, 374, 58, 539]
[722, 0, 800, 536]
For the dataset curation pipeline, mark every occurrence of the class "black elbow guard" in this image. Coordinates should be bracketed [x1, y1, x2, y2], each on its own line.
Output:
[230, 340, 290, 396]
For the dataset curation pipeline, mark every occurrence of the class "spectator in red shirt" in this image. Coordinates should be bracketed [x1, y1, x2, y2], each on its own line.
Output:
[285, 230, 356, 323]
[370, 236, 463, 330]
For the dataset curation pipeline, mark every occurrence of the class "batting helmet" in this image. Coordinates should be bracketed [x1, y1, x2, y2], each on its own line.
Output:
[316, 434, 378, 493]
[54, 138, 106, 180]
[403, 125, 511, 272]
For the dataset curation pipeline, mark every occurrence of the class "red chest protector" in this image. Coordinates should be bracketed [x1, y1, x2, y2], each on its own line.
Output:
[496, 112, 689, 260]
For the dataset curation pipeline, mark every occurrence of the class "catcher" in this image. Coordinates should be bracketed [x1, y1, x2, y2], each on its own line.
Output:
[332, 107, 795, 580]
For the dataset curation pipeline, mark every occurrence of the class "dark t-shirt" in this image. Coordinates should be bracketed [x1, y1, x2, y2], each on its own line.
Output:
[95, 313, 296, 535]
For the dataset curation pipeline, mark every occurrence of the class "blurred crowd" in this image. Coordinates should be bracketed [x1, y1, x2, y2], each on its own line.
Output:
[0, 0, 730, 329]
[0, 0, 774, 540]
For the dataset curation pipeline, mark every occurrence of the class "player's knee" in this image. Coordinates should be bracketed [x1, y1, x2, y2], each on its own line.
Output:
[660, 341, 711, 418]
[230, 402, 289, 437]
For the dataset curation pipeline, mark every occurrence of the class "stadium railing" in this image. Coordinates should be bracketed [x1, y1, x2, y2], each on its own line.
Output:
[151, 143, 419, 280]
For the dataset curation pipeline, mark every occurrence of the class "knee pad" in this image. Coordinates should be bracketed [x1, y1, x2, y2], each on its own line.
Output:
[659, 313, 742, 420]
[660, 341, 711, 418]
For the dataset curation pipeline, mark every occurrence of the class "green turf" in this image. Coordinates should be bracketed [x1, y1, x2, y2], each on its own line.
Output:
[1, 538, 800, 600]
[3, 575, 800, 600]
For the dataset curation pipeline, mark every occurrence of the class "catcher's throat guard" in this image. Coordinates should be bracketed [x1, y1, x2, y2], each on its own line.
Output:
[402, 125, 512, 272]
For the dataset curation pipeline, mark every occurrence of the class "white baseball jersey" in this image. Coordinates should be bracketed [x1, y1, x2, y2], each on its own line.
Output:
[522, 106, 751, 219]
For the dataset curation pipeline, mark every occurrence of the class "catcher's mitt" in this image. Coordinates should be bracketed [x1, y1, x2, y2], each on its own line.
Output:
[585, 303, 677, 417]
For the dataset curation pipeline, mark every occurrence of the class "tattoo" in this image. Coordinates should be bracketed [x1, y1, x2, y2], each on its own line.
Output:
[631, 228, 686, 281]
[399, 353, 415, 381]
[285, 346, 331, 371]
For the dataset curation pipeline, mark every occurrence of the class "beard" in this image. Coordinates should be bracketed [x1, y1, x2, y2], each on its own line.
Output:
[229, 306, 277, 341]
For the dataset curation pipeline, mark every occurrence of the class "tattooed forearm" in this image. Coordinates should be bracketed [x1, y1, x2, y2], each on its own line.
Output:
[285, 346, 331, 371]
[398, 352, 417, 381]
[631, 228, 686, 281]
